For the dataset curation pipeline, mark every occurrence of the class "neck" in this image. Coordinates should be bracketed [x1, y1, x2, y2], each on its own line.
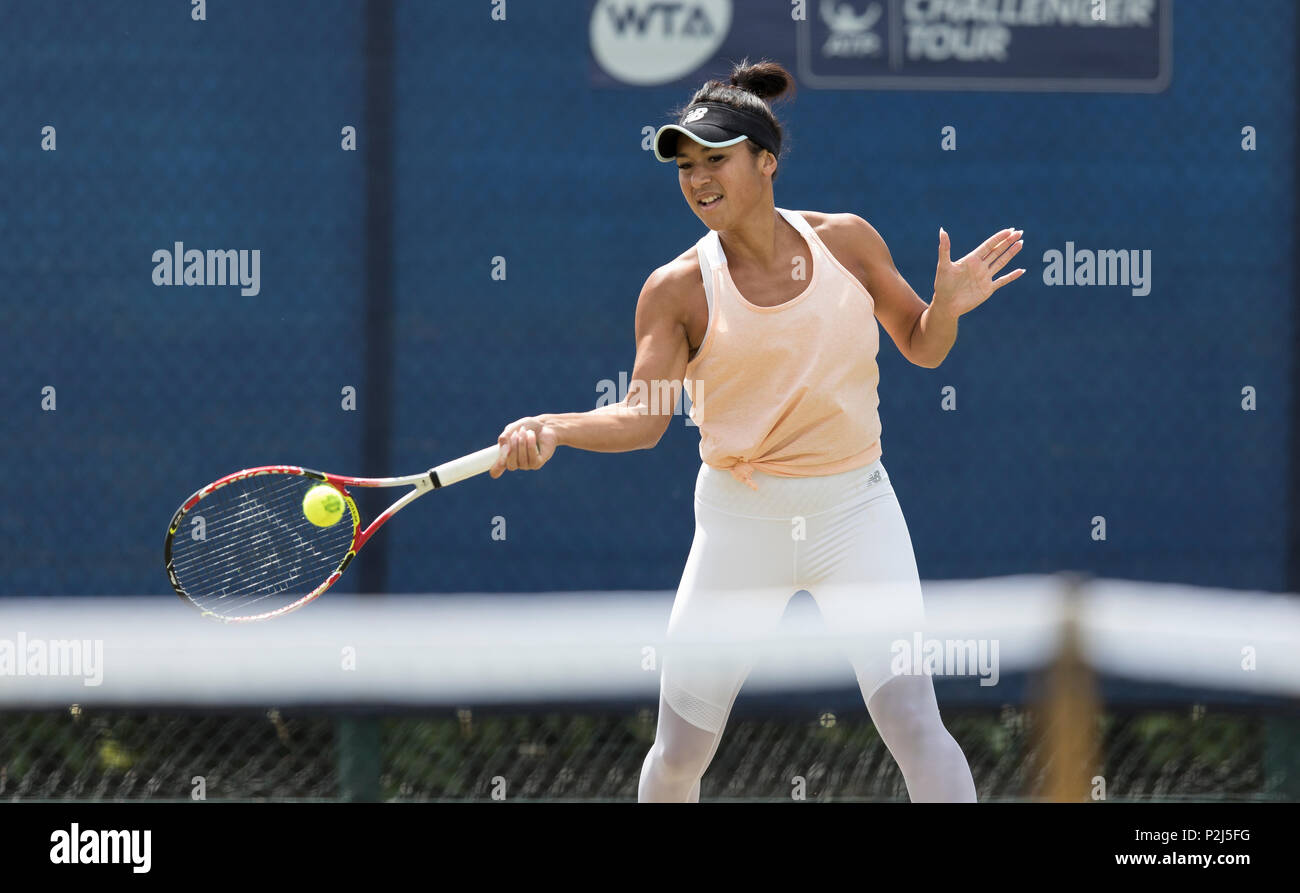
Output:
[717, 204, 786, 270]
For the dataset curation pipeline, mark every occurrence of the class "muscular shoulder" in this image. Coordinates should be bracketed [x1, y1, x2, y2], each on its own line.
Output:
[646, 247, 706, 300]
[793, 210, 884, 253]
[791, 210, 886, 289]
[638, 247, 705, 318]
[634, 245, 707, 348]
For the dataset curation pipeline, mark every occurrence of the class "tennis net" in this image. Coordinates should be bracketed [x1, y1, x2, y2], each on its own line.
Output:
[1, 574, 1297, 801]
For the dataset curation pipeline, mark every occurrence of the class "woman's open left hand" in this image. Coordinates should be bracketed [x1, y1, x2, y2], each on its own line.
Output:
[932, 227, 1025, 318]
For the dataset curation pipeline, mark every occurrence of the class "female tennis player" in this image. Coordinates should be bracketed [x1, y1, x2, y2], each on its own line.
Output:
[489, 59, 1023, 802]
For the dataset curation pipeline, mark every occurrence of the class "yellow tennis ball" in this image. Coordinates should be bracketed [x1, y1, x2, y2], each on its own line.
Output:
[303, 484, 345, 527]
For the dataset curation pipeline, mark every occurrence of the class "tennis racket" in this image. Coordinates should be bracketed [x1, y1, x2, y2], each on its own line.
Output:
[164, 445, 500, 623]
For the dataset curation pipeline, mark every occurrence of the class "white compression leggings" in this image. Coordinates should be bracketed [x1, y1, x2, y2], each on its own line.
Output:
[638, 459, 977, 802]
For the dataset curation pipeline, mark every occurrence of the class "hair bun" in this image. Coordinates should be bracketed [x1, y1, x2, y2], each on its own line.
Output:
[728, 58, 795, 102]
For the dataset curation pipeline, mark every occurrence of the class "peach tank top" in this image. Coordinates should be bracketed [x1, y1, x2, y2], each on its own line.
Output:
[682, 208, 883, 491]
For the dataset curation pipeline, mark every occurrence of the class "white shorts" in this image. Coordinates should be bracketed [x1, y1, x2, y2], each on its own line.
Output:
[661, 458, 927, 733]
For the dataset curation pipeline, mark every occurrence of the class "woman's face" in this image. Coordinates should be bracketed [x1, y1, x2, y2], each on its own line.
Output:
[675, 137, 775, 230]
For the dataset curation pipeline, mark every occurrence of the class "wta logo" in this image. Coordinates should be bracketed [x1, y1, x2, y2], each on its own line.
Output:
[590, 0, 733, 86]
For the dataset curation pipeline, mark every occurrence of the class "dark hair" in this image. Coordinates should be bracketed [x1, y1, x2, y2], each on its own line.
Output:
[678, 58, 795, 179]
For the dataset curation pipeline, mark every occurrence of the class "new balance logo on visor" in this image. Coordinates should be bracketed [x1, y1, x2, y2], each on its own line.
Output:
[684, 107, 709, 123]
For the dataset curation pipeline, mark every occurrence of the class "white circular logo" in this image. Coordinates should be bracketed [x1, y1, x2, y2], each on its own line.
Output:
[590, 0, 733, 86]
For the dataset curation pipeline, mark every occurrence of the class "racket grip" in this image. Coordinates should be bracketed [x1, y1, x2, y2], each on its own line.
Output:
[429, 445, 500, 488]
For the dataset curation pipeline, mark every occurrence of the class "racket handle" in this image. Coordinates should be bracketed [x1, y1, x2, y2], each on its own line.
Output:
[429, 445, 500, 488]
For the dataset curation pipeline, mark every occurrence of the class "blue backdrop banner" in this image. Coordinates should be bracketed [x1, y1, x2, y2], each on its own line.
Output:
[589, 0, 1171, 91]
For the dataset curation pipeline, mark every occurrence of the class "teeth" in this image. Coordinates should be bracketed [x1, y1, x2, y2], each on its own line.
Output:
[700, 195, 721, 204]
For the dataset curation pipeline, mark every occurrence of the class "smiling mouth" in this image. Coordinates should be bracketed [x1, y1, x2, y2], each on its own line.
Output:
[698, 194, 723, 209]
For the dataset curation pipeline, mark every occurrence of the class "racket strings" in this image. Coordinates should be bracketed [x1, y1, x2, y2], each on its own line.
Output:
[169, 474, 355, 617]
[170, 480, 315, 606]
[173, 481, 349, 613]
[170, 477, 312, 578]
[174, 478, 347, 596]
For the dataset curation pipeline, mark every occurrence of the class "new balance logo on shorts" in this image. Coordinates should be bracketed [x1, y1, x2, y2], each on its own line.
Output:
[867, 469, 882, 486]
